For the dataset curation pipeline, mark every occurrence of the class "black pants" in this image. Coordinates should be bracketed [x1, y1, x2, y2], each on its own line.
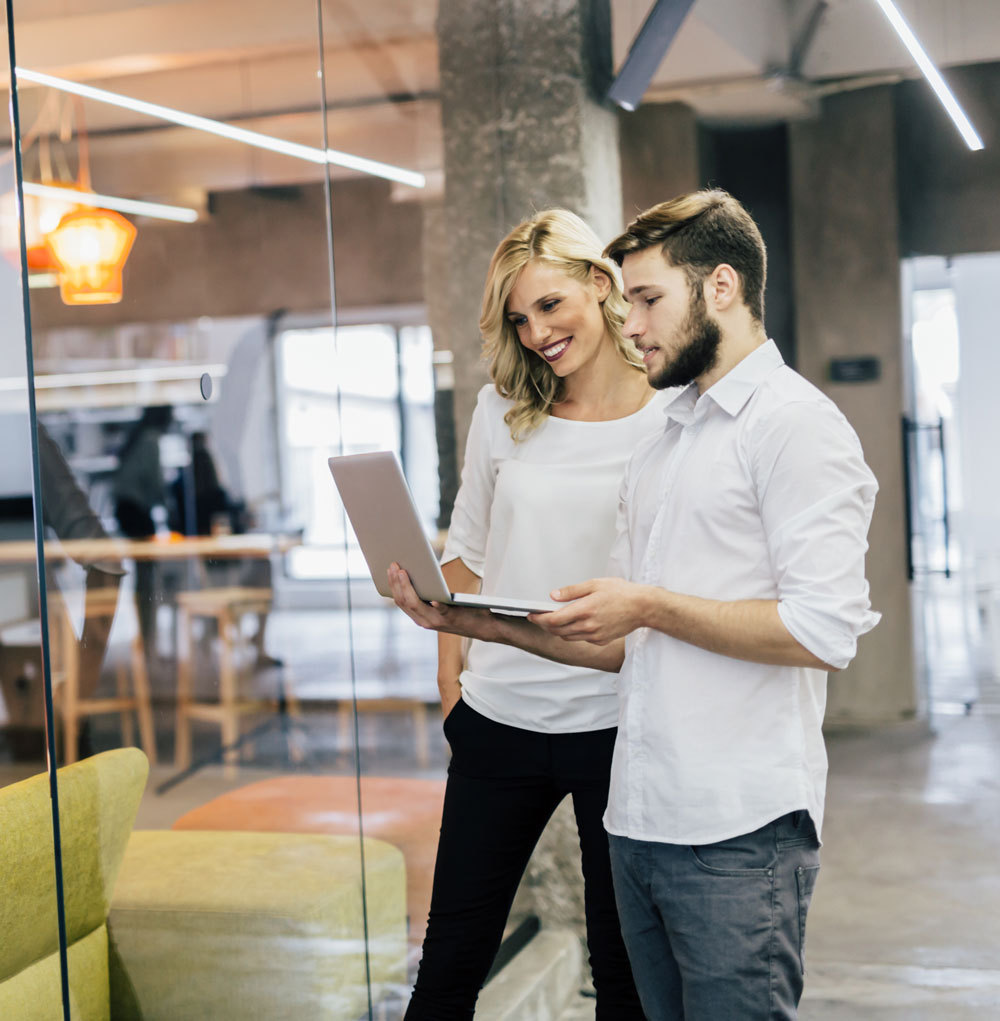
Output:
[404, 698, 643, 1020]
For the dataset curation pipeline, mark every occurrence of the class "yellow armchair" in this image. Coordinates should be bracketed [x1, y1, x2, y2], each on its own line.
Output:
[1, 748, 407, 1019]
[0, 747, 148, 1020]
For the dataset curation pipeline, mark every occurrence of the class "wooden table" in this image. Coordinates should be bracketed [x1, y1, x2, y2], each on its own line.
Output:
[0, 533, 300, 564]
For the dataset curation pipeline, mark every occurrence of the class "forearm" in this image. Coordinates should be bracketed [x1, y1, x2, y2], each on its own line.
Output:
[437, 632, 465, 694]
[437, 558, 479, 703]
[639, 588, 834, 670]
[488, 613, 625, 672]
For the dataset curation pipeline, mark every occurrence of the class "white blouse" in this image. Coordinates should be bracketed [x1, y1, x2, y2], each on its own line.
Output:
[443, 383, 669, 733]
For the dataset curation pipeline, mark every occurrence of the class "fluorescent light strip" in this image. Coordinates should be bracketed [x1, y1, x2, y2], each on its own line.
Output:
[15, 67, 426, 188]
[23, 182, 199, 223]
[871, 0, 984, 151]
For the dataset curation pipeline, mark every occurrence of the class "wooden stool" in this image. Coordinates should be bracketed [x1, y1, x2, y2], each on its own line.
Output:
[49, 588, 156, 766]
[174, 586, 295, 772]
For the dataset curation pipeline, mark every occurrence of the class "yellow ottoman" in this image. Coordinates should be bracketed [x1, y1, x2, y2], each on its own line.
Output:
[109, 830, 406, 1020]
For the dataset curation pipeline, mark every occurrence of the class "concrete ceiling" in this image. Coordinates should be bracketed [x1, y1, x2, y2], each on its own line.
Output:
[4, 0, 999, 204]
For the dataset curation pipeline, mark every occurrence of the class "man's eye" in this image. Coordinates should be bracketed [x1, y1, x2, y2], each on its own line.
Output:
[646, 297, 659, 307]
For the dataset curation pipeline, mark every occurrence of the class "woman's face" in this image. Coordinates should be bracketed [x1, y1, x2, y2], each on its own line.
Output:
[505, 260, 612, 378]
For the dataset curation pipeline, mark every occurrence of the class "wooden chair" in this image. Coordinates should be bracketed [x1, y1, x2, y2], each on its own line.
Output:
[49, 588, 157, 766]
[174, 586, 297, 773]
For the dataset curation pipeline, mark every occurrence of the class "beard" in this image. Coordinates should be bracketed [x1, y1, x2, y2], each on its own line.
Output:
[647, 288, 722, 391]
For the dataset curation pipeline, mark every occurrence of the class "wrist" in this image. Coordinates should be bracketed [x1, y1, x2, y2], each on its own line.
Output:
[638, 584, 669, 631]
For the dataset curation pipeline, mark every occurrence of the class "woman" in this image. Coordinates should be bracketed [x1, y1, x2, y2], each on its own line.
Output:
[404, 210, 666, 1020]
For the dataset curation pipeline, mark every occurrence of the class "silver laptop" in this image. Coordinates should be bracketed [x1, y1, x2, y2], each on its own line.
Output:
[328, 451, 562, 615]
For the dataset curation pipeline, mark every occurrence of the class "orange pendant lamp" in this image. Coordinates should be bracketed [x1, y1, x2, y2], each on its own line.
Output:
[44, 207, 137, 305]
[24, 182, 82, 270]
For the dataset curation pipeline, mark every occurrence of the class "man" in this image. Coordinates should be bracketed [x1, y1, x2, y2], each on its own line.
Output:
[389, 189, 879, 1019]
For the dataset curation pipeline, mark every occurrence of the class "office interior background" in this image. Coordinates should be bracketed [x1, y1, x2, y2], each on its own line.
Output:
[1, 1, 999, 1018]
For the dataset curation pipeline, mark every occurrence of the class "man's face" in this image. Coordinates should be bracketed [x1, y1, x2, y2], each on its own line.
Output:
[621, 247, 721, 391]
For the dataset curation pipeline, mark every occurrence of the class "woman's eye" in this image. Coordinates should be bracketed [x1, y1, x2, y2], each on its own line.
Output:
[510, 317, 526, 328]
[541, 299, 560, 312]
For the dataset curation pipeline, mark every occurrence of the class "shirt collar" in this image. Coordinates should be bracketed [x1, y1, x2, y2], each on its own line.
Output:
[661, 383, 699, 427]
[660, 340, 785, 427]
[703, 339, 785, 418]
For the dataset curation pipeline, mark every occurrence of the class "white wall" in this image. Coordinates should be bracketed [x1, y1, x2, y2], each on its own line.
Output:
[953, 254, 1000, 567]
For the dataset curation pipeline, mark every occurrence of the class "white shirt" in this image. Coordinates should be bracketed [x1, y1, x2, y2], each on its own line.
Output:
[604, 341, 879, 844]
[444, 383, 670, 732]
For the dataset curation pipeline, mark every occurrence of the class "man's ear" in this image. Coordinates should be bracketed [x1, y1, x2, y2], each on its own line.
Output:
[706, 264, 740, 312]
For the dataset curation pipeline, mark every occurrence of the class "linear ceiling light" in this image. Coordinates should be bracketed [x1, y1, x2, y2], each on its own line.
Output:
[15, 67, 427, 188]
[608, 0, 697, 111]
[870, 0, 984, 151]
[23, 182, 199, 223]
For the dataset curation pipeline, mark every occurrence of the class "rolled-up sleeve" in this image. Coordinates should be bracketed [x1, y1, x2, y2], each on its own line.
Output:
[441, 386, 497, 577]
[753, 400, 881, 670]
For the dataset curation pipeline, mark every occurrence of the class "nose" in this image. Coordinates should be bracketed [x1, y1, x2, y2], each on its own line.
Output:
[528, 316, 551, 346]
[624, 307, 643, 340]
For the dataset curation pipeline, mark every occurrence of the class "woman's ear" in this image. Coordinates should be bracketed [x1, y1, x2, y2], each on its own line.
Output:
[591, 265, 612, 302]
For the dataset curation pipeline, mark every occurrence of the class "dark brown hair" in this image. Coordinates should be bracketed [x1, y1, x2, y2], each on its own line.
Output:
[605, 189, 767, 323]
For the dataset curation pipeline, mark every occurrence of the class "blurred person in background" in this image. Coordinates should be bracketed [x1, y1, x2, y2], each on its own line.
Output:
[112, 404, 172, 661]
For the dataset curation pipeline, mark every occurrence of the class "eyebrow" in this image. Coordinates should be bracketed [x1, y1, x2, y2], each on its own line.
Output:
[625, 284, 654, 299]
[507, 291, 562, 317]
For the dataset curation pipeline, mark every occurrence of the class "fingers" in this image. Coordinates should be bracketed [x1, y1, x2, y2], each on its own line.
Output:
[528, 604, 583, 630]
[549, 580, 595, 602]
[388, 564, 442, 628]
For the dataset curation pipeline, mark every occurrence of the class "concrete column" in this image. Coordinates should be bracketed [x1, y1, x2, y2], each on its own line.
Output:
[421, 196, 459, 530]
[435, 0, 622, 470]
[619, 102, 700, 222]
[790, 87, 918, 724]
[433, 0, 621, 951]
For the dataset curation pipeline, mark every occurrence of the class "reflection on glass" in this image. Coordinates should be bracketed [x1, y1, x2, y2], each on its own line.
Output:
[7, 0, 426, 1013]
[1, 31, 73, 1020]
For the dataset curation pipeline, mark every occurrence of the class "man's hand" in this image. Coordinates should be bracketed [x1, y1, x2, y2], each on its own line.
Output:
[528, 577, 650, 645]
[389, 564, 626, 672]
[388, 563, 497, 640]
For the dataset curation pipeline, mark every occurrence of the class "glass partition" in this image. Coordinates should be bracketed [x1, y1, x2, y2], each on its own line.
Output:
[8, 0, 401, 1015]
[1, 10, 68, 1017]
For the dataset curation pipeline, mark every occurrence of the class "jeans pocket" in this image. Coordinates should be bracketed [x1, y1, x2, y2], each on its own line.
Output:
[689, 824, 778, 876]
[795, 864, 821, 972]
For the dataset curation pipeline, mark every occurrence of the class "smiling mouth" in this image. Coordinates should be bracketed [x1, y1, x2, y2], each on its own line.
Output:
[541, 338, 571, 362]
[638, 344, 659, 364]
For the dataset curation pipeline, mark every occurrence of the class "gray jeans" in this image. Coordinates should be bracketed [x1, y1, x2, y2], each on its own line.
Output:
[608, 811, 821, 1020]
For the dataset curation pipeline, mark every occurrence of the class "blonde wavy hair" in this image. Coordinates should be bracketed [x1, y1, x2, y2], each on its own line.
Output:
[480, 209, 642, 440]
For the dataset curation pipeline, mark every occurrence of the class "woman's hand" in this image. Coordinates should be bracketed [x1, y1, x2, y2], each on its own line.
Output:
[388, 563, 496, 639]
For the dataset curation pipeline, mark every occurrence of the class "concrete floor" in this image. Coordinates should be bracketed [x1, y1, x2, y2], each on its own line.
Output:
[550, 711, 1000, 1021]
[799, 711, 1000, 1019]
[4, 581, 999, 1019]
